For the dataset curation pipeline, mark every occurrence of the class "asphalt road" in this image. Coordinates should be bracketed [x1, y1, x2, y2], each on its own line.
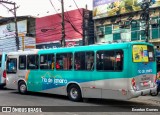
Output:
[0, 88, 160, 115]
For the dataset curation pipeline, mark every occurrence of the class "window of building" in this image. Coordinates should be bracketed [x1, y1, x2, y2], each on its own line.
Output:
[97, 26, 105, 37]
[124, 21, 130, 29]
[140, 30, 145, 40]
[113, 33, 121, 41]
[148, 45, 155, 62]
[152, 28, 158, 39]
[40, 54, 54, 69]
[131, 31, 140, 41]
[96, 50, 123, 71]
[131, 21, 140, 31]
[27, 55, 39, 69]
[151, 17, 158, 29]
[105, 25, 112, 34]
[150, 17, 159, 39]
[74, 51, 94, 70]
[112, 24, 120, 33]
[56, 53, 72, 70]
[19, 55, 26, 70]
[140, 21, 146, 30]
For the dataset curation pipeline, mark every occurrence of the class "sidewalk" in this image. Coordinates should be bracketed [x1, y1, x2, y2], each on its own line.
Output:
[130, 94, 160, 106]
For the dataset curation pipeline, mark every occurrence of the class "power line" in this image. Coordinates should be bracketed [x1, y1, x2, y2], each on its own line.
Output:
[57, 0, 83, 35]
[49, 0, 83, 36]
[65, 11, 83, 35]
[72, 0, 83, 17]
[36, 17, 82, 29]
[0, 2, 14, 14]
[29, 16, 83, 32]
[37, 26, 83, 38]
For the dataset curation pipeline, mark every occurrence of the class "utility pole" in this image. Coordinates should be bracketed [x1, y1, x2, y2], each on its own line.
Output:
[13, 2, 19, 50]
[140, 0, 151, 42]
[0, 0, 19, 50]
[61, 0, 66, 47]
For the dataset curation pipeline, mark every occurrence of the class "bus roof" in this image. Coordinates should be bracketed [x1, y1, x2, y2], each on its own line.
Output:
[7, 49, 39, 56]
[7, 42, 154, 55]
[38, 42, 153, 54]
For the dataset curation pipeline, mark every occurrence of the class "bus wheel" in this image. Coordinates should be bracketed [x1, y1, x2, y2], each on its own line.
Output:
[67, 84, 82, 102]
[18, 81, 27, 94]
[150, 91, 158, 96]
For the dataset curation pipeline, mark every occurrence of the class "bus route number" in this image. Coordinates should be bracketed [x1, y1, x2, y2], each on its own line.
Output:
[138, 69, 152, 74]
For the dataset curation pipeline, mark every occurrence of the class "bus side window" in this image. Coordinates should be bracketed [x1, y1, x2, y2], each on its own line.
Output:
[7, 58, 17, 73]
[40, 54, 54, 70]
[74, 52, 84, 70]
[74, 51, 94, 71]
[40, 55, 48, 69]
[56, 60, 60, 69]
[19, 55, 26, 70]
[47, 54, 54, 69]
[96, 50, 123, 71]
[115, 51, 123, 71]
[75, 59, 81, 70]
[86, 53, 94, 70]
[56, 53, 72, 70]
[27, 55, 39, 69]
[96, 53, 104, 70]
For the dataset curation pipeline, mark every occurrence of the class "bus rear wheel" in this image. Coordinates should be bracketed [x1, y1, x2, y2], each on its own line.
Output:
[18, 81, 27, 94]
[151, 92, 158, 96]
[67, 84, 82, 102]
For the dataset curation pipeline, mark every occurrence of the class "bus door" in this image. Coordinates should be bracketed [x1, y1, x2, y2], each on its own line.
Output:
[6, 57, 18, 89]
[24, 54, 39, 92]
[17, 55, 28, 85]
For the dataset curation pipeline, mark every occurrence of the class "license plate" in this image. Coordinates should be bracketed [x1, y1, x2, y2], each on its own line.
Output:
[141, 81, 149, 86]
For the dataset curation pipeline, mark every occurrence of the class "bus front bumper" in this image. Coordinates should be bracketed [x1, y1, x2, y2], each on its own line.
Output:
[130, 86, 157, 97]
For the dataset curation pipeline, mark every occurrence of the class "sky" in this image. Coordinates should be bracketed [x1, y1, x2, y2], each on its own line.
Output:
[0, 0, 93, 17]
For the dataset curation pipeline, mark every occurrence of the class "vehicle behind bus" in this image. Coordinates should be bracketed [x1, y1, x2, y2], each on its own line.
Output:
[5, 42, 157, 101]
[0, 52, 7, 88]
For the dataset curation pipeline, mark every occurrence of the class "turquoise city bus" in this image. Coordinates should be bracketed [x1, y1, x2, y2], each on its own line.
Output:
[5, 42, 157, 101]
[0, 52, 7, 88]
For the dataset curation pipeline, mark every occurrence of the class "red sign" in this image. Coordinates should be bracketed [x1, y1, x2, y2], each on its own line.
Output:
[36, 9, 83, 44]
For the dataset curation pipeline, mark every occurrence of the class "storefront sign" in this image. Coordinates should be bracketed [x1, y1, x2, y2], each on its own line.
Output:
[0, 20, 27, 38]
[93, 0, 160, 19]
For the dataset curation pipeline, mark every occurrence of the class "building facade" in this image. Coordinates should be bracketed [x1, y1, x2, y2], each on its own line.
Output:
[0, 16, 36, 52]
[93, 0, 160, 46]
[36, 8, 94, 49]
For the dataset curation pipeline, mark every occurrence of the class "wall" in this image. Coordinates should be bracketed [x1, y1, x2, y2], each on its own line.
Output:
[36, 9, 83, 46]
[0, 20, 27, 52]
[93, 0, 160, 19]
[95, 9, 160, 44]
[0, 18, 36, 52]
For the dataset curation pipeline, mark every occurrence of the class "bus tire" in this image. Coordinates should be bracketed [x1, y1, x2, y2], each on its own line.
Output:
[151, 92, 158, 96]
[150, 90, 158, 96]
[67, 84, 82, 102]
[18, 81, 27, 94]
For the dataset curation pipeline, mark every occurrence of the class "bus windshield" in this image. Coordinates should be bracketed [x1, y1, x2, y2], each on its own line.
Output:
[132, 45, 154, 63]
